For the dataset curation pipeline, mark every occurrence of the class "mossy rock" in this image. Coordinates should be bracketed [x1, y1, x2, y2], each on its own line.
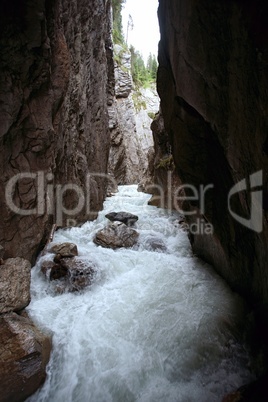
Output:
[156, 155, 175, 171]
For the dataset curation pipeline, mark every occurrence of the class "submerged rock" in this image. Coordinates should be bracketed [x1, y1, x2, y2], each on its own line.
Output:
[222, 374, 268, 401]
[61, 258, 95, 292]
[50, 263, 68, 281]
[41, 260, 58, 277]
[94, 222, 139, 249]
[50, 243, 78, 258]
[105, 211, 138, 226]
[140, 236, 167, 253]
[40, 257, 95, 293]
[0, 258, 31, 314]
[0, 312, 52, 402]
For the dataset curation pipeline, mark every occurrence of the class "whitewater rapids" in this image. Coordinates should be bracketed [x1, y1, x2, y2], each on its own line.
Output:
[27, 185, 254, 401]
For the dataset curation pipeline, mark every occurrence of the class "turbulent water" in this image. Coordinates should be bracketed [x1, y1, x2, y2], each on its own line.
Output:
[27, 185, 254, 402]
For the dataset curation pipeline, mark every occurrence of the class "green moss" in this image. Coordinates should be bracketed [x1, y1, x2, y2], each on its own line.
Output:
[156, 155, 175, 171]
[147, 112, 155, 120]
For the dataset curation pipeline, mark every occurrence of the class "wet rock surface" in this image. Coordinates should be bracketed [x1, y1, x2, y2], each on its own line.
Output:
[157, 0, 268, 319]
[49, 262, 69, 281]
[140, 236, 167, 253]
[0, 312, 52, 402]
[0, 258, 31, 314]
[222, 373, 268, 401]
[94, 222, 139, 249]
[105, 211, 138, 226]
[0, 255, 52, 402]
[61, 258, 95, 292]
[41, 243, 95, 292]
[50, 242, 78, 258]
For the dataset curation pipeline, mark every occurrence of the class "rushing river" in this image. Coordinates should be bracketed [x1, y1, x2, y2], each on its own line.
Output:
[27, 185, 254, 402]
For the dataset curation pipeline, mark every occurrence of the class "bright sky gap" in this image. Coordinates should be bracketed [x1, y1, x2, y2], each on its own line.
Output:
[122, 0, 160, 61]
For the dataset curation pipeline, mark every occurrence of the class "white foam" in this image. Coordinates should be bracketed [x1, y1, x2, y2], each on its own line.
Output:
[27, 185, 254, 402]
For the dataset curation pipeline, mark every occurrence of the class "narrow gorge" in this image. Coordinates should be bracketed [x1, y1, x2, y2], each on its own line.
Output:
[0, 0, 268, 401]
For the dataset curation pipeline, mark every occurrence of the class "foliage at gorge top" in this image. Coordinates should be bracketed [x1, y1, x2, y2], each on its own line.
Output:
[111, 0, 158, 88]
[112, 0, 126, 45]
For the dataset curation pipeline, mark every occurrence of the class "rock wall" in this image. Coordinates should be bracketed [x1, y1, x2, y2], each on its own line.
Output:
[134, 87, 159, 160]
[0, 0, 113, 263]
[0, 258, 51, 401]
[157, 0, 268, 319]
[108, 45, 156, 185]
[143, 110, 183, 212]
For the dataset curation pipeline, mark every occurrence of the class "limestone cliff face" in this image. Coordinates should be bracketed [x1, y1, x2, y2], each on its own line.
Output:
[0, 0, 113, 262]
[134, 87, 159, 160]
[108, 45, 155, 185]
[143, 110, 182, 211]
[158, 0, 268, 314]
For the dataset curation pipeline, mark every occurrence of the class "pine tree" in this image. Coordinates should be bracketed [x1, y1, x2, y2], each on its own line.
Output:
[111, 2, 158, 88]
[151, 55, 158, 80]
[147, 53, 153, 72]
[146, 53, 158, 81]
[130, 46, 149, 86]
[112, 0, 126, 45]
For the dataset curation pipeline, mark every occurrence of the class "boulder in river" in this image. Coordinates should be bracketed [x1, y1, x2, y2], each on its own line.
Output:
[60, 258, 95, 291]
[40, 257, 95, 292]
[41, 259, 68, 280]
[222, 373, 268, 401]
[105, 211, 138, 226]
[0, 258, 31, 314]
[50, 242, 78, 258]
[50, 263, 69, 281]
[41, 260, 56, 277]
[141, 236, 167, 253]
[0, 312, 52, 402]
[94, 222, 139, 249]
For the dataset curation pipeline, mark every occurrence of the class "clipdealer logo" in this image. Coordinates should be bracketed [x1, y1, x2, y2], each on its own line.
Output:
[4, 170, 264, 233]
[228, 170, 263, 233]
[4, 172, 115, 226]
